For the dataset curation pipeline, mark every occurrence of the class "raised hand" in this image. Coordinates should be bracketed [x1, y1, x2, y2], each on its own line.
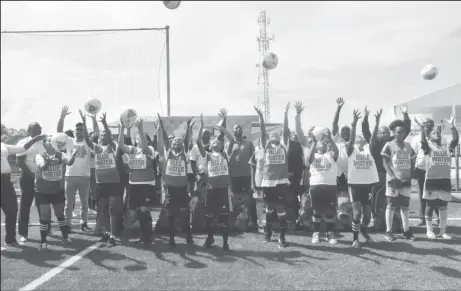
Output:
[78, 109, 86, 124]
[136, 118, 144, 132]
[157, 113, 164, 128]
[254, 106, 263, 116]
[218, 108, 228, 119]
[336, 97, 345, 108]
[60, 106, 72, 119]
[352, 109, 362, 126]
[414, 117, 423, 128]
[400, 104, 408, 114]
[285, 102, 290, 114]
[374, 108, 383, 122]
[99, 112, 107, 125]
[200, 113, 204, 126]
[445, 114, 456, 127]
[294, 101, 304, 115]
[364, 106, 370, 117]
[119, 118, 125, 129]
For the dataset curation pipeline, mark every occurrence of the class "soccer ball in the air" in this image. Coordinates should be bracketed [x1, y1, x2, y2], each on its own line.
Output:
[312, 126, 329, 141]
[121, 109, 138, 127]
[163, 1, 181, 9]
[50, 132, 71, 151]
[421, 64, 438, 80]
[262, 52, 279, 70]
[84, 98, 102, 116]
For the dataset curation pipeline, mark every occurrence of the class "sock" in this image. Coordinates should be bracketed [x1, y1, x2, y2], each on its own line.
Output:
[385, 207, 395, 232]
[221, 225, 229, 245]
[400, 207, 410, 232]
[57, 217, 69, 239]
[144, 211, 153, 242]
[39, 220, 49, 243]
[439, 208, 448, 235]
[279, 219, 287, 240]
[168, 216, 175, 240]
[425, 216, 433, 232]
[352, 220, 360, 241]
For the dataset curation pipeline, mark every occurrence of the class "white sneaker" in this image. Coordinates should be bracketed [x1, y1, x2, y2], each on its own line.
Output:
[18, 236, 28, 243]
[312, 232, 320, 244]
[426, 230, 436, 240]
[327, 232, 338, 245]
[440, 233, 452, 240]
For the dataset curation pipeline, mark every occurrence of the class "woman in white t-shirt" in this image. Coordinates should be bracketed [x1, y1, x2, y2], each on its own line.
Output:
[346, 110, 380, 248]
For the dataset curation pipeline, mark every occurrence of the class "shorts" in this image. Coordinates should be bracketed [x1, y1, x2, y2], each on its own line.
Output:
[35, 190, 66, 206]
[231, 176, 252, 194]
[337, 173, 348, 192]
[128, 184, 157, 209]
[309, 184, 337, 214]
[426, 199, 449, 208]
[386, 186, 411, 198]
[263, 184, 288, 205]
[205, 187, 230, 215]
[98, 183, 123, 198]
[164, 186, 189, 211]
[387, 195, 410, 208]
[348, 184, 372, 205]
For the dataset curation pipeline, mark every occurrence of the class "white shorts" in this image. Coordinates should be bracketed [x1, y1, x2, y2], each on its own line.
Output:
[386, 186, 411, 198]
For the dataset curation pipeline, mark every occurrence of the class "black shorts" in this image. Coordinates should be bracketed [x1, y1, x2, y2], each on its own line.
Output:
[231, 176, 252, 194]
[98, 183, 123, 198]
[348, 184, 372, 205]
[426, 199, 449, 208]
[263, 184, 288, 205]
[164, 186, 189, 210]
[205, 187, 230, 215]
[309, 185, 337, 214]
[387, 195, 410, 208]
[128, 184, 157, 209]
[337, 173, 348, 192]
[35, 191, 66, 206]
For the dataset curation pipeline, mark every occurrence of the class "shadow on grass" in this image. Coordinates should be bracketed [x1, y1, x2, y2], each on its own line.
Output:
[430, 266, 461, 278]
[84, 247, 148, 272]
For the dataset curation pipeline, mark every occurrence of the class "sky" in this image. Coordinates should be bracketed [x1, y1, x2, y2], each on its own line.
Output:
[1, 1, 461, 134]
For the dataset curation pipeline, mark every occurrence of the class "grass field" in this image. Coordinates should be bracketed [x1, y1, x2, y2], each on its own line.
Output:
[2, 194, 461, 291]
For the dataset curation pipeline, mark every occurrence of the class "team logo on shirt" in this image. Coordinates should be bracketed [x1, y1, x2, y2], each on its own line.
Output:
[73, 145, 87, 158]
[208, 157, 229, 177]
[394, 151, 411, 170]
[96, 153, 116, 169]
[265, 148, 285, 165]
[353, 154, 373, 170]
[165, 158, 186, 176]
[431, 150, 450, 164]
[42, 164, 63, 181]
[128, 154, 147, 170]
[312, 156, 332, 172]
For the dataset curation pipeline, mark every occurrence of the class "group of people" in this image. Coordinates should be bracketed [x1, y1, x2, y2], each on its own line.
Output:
[1, 98, 458, 252]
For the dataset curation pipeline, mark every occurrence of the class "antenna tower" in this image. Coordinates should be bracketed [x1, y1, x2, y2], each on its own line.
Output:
[256, 10, 273, 122]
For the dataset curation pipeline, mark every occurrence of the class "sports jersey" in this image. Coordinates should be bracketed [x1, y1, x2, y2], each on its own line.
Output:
[163, 149, 188, 187]
[94, 143, 120, 184]
[309, 152, 338, 186]
[347, 146, 379, 184]
[126, 145, 156, 185]
[381, 141, 416, 185]
[261, 143, 289, 187]
[35, 152, 68, 194]
[206, 152, 231, 189]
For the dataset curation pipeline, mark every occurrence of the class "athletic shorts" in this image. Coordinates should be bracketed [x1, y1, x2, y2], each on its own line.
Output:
[98, 183, 123, 198]
[386, 186, 411, 198]
[309, 184, 337, 214]
[348, 184, 372, 205]
[164, 185, 189, 210]
[387, 195, 410, 208]
[205, 187, 230, 215]
[35, 190, 66, 206]
[337, 173, 348, 192]
[231, 176, 252, 194]
[128, 184, 157, 209]
[426, 198, 448, 208]
[263, 184, 288, 205]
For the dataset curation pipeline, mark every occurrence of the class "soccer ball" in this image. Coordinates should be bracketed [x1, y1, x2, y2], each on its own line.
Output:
[120, 109, 138, 128]
[312, 126, 329, 141]
[50, 132, 71, 151]
[421, 64, 438, 80]
[262, 52, 278, 70]
[163, 1, 181, 9]
[84, 98, 102, 116]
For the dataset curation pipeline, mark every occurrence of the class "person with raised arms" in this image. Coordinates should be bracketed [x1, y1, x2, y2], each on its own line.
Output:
[255, 103, 291, 248]
[77, 111, 123, 246]
[381, 120, 417, 241]
[157, 113, 194, 248]
[118, 117, 157, 245]
[196, 113, 234, 251]
[35, 136, 78, 250]
[346, 109, 380, 248]
[416, 115, 458, 240]
[1, 125, 45, 247]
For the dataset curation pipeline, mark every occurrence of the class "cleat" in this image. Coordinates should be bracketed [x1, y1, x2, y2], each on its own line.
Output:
[403, 230, 416, 241]
[108, 237, 116, 247]
[384, 231, 396, 241]
[440, 233, 452, 240]
[361, 229, 374, 244]
[18, 236, 28, 243]
[263, 232, 272, 243]
[278, 238, 289, 248]
[327, 232, 338, 245]
[99, 233, 110, 243]
[62, 237, 72, 244]
[426, 230, 436, 240]
[352, 240, 361, 248]
[5, 240, 22, 247]
[312, 232, 320, 244]
[203, 237, 215, 249]
[222, 243, 230, 252]
[80, 222, 92, 232]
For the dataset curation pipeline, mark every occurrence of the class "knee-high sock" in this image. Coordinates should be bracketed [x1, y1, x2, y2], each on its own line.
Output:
[439, 208, 448, 234]
[385, 207, 395, 232]
[352, 219, 360, 241]
[400, 207, 410, 232]
[57, 217, 69, 238]
[39, 220, 50, 243]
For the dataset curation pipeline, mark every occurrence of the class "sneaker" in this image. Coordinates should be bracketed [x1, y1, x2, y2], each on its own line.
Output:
[169, 238, 176, 248]
[80, 222, 92, 232]
[62, 237, 72, 244]
[403, 230, 416, 241]
[352, 240, 361, 248]
[99, 233, 110, 243]
[38, 243, 48, 251]
[222, 243, 230, 252]
[327, 232, 338, 245]
[186, 236, 195, 245]
[263, 232, 272, 243]
[361, 230, 374, 244]
[312, 232, 320, 244]
[278, 238, 289, 248]
[416, 219, 426, 226]
[5, 240, 22, 247]
[440, 233, 452, 240]
[18, 236, 28, 243]
[426, 230, 436, 240]
[108, 237, 117, 247]
[203, 237, 215, 249]
[384, 231, 396, 241]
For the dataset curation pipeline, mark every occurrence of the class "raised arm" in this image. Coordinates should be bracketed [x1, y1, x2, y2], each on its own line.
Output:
[332, 97, 346, 137]
[196, 114, 207, 158]
[400, 104, 411, 139]
[78, 110, 95, 150]
[308, 139, 318, 164]
[57, 106, 71, 133]
[254, 106, 266, 149]
[327, 129, 339, 161]
[136, 119, 152, 156]
[362, 106, 372, 143]
[117, 120, 130, 154]
[157, 114, 170, 152]
[369, 109, 383, 153]
[414, 118, 430, 155]
[217, 108, 227, 147]
[294, 101, 307, 147]
[445, 115, 459, 151]
[283, 102, 290, 150]
[90, 114, 99, 141]
[99, 113, 116, 150]
[347, 110, 362, 157]
[184, 117, 194, 154]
